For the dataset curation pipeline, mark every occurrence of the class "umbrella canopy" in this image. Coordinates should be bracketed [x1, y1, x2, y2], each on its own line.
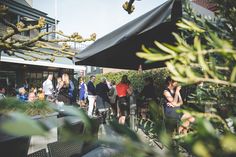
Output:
[75, 0, 182, 70]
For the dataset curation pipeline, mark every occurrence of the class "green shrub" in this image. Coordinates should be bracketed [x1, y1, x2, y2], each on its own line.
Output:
[92, 68, 169, 97]
[0, 98, 54, 116]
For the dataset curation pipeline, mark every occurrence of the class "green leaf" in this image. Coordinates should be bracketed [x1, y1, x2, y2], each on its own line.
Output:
[61, 106, 92, 132]
[141, 45, 152, 54]
[163, 43, 182, 53]
[194, 36, 201, 51]
[166, 62, 181, 77]
[136, 52, 173, 61]
[109, 120, 140, 142]
[154, 41, 176, 56]
[230, 66, 236, 82]
[172, 32, 184, 44]
[193, 141, 211, 157]
[182, 19, 205, 33]
[221, 134, 236, 153]
[1, 112, 46, 136]
[176, 22, 192, 30]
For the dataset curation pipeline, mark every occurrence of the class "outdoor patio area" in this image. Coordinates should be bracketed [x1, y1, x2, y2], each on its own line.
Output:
[1, 0, 236, 157]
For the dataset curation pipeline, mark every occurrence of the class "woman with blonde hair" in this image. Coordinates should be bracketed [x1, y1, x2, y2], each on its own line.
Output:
[62, 73, 70, 87]
[78, 77, 88, 107]
[57, 73, 70, 104]
[37, 88, 45, 101]
[28, 87, 37, 102]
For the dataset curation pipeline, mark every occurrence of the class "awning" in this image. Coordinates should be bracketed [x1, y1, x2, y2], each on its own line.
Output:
[75, 0, 182, 70]
[0, 53, 85, 71]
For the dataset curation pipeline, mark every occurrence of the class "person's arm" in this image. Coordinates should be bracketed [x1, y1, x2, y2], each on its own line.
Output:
[178, 92, 183, 105]
[87, 82, 92, 93]
[49, 81, 54, 92]
[108, 87, 114, 96]
[70, 80, 75, 91]
[106, 80, 111, 89]
[127, 84, 133, 95]
[84, 84, 88, 97]
[163, 87, 181, 107]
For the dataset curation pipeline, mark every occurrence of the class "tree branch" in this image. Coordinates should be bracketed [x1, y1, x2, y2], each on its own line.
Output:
[0, 5, 96, 61]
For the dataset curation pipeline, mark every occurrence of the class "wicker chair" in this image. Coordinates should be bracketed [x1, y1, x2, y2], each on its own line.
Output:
[27, 149, 48, 157]
[0, 136, 31, 157]
[47, 141, 83, 157]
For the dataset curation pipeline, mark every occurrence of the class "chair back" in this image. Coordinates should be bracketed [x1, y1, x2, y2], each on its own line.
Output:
[0, 136, 31, 157]
[27, 149, 47, 157]
[47, 141, 83, 157]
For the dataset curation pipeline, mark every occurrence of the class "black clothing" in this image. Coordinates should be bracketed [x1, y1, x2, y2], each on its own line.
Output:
[140, 84, 157, 100]
[57, 85, 70, 104]
[96, 82, 109, 103]
[87, 81, 96, 95]
[118, 96, 129, 116]
[163, 88, 182, 119]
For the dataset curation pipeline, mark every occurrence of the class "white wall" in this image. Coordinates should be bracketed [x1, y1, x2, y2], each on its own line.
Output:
[26, 0, 33, 7]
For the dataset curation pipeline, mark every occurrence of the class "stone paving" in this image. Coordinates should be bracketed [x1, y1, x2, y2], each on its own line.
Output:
[28, 128, 57, 154]
[28, 121, 168, 156]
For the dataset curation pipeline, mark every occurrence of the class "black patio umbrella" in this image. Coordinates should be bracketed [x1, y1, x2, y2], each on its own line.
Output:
[75, 0, 182, 70]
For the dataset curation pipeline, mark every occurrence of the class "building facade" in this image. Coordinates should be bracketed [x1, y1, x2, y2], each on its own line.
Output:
[192, 0, 217, 12]
[0, 0, 85, 94]
[191, 0, 216, 18]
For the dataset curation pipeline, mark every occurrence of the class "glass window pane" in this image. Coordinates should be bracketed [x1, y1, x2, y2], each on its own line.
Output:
[31, 73, 36, 79]
[37, 73, 42, 79]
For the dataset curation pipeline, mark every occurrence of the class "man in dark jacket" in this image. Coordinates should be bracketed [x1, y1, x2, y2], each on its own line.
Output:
[96, 77, 110, 108]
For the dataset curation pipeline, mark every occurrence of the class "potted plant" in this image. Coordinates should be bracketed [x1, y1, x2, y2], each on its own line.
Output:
[0, 97, 58, 156]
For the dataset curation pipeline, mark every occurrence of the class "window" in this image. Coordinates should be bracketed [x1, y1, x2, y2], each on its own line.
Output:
[93, 67, 97, 71]
[31, 73, 36, 79]
[87, 66, 91, 73]
[37, 73, 42, 79]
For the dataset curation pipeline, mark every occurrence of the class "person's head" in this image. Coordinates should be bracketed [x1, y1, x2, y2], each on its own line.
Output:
[121, 75, 128, 84]
[62, 73, 70, 86]
[19, 87, 26, 95]
[48, 74, 53, 81]
[79, 77, 84, 83]
[29, 87, 35, 93]
[90, 75, 96, 82]
[38, 88, 43, 93]
[101, 77, 106, 83]
[165, 76, 177, 88]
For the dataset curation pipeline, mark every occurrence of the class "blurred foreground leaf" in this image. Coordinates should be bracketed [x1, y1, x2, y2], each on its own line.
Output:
[1, 112, 46, 136]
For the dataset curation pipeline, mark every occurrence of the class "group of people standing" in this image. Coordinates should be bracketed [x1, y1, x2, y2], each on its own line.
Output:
[43, 73, 75, 104]
[1, 72, 195, 133]
[77, 75, 133, 125]
[9, 73, 75, 104]
[78, 74, 195, 133]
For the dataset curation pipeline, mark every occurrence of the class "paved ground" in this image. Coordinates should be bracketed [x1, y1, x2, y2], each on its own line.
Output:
[28, 128, 57, 154]
[28, 120, 169, 156]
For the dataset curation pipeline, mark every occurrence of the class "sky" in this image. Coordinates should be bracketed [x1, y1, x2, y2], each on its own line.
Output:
[33, 0, 166, 39]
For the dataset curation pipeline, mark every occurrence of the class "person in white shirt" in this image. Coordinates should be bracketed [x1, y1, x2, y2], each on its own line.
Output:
[43, 74, 54, 98]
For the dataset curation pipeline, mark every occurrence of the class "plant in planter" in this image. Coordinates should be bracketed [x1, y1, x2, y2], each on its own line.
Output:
[0, 98, 58, 156]
[0, 97, 27, 114]
[0, 97, 55, 116]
